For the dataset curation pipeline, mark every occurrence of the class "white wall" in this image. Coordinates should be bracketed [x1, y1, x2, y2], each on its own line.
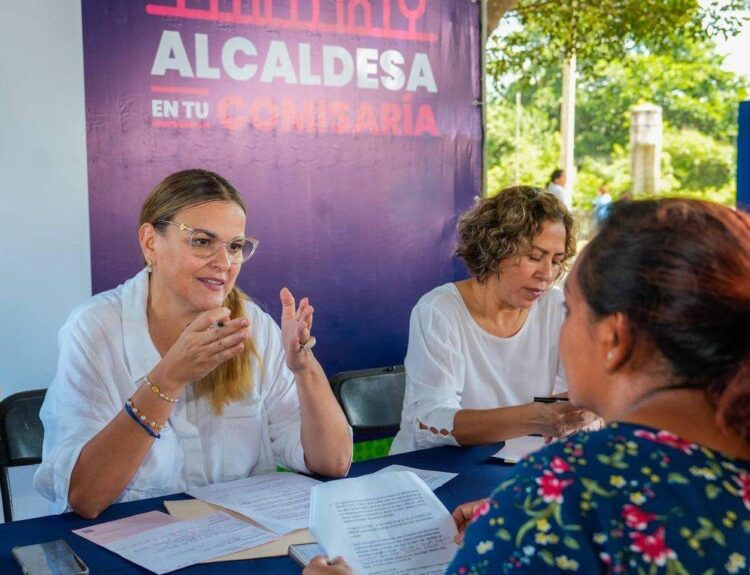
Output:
[0, 0, 90, 521]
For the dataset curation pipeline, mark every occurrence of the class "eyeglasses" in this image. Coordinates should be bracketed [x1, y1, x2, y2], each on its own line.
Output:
[158, 221, 259, 264]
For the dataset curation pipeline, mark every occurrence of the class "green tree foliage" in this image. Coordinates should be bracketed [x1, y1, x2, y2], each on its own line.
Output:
[484, 1, 748, 209]
[662, 127, 736, 204]
[576, 40, 747, 158]
[485, 104, 559, 193]
[487, 0, 746, 75]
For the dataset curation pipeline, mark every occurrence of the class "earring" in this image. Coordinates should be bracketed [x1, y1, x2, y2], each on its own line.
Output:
[146, 260, 153, 273]
[606, 350, 614, 361]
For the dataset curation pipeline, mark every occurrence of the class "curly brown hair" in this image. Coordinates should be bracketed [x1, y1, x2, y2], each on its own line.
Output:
[455, 186, 577, 282]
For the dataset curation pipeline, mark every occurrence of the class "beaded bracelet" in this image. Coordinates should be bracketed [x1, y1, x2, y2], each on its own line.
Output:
[125, 398, 168, 439]
[144, 375, 179, 404]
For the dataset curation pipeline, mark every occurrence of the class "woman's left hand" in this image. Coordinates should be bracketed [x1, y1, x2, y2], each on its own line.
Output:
[280, 287, 316, 373]
[451, 498, 488, 544]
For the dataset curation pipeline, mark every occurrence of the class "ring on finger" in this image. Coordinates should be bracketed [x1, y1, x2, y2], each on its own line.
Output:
[299, 336, 316, 352]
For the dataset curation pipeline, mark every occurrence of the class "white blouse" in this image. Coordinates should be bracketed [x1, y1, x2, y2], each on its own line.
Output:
[34, 268, 309, 513]
[390, 283, 567, 454]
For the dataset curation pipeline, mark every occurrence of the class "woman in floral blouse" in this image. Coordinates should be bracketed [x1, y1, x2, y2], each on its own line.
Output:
[446, 199, 750, 574]
[305, 198, 750, 575]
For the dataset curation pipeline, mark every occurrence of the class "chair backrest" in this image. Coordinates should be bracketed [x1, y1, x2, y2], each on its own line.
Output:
[0, 389, 46, 522]
[330, 366, 405, 432]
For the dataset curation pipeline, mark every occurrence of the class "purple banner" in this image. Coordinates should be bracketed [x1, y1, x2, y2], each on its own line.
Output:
[82, 0, 482, 375]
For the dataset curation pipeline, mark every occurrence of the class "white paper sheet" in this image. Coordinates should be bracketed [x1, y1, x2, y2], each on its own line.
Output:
[288, 543, 327, 566]
[105, 511, 276, 574]
[310, 471, 458, 575]
[187, 472, 321, 535]
[374, 465, 457, 491]
[73, 510, 179, 545]
[492, 435, 547, 462]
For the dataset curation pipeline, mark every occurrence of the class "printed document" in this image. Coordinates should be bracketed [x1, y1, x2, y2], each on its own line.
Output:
[73, 510, 178, 545]
[492, 435, 547, 462]
[75, 511, 275, 574]
[164, 499, 316, 561]
[374, 465, 457, 491]
[288, 543, 327, 566]
[188, 471, 321, 534]
[310, 471, 457, 575]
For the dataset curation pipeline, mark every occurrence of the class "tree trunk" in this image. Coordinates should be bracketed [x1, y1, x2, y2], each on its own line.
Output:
[560, 54, 576, 208]
[487, 0, 518, 35]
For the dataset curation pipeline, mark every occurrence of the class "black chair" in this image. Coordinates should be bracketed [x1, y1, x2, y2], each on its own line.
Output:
[0, 389, 46, 523]
[330, 366, 406, 436]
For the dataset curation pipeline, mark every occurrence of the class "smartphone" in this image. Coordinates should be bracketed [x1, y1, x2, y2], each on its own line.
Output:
[12, 540, 89, 575]
[288, 542, 326, 567]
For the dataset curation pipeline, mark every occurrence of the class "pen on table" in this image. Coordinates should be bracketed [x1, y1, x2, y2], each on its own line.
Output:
[533, 396, 570, 403]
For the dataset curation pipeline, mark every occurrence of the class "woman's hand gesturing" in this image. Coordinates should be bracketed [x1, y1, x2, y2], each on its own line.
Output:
[280, 287, 316, 373]
[150, 307, 249, 390]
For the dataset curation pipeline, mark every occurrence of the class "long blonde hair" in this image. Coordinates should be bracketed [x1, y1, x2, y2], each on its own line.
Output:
[140, 169, 259, 414]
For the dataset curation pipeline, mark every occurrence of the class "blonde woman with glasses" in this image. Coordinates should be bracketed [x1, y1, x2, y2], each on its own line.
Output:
[35, 169, 352, 518]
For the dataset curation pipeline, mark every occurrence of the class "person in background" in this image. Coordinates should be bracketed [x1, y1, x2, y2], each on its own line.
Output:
[448, 198, 750, 573]
[546, 169, 566, 203]
[35, 169, 352, 518]
[390, 186, 597, 455]
[305, 199, 750, 575]
[592, 183, 613, 228]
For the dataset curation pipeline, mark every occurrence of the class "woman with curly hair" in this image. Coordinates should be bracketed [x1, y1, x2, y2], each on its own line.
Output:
[390, 186, 597, 454]
[306, 197, 750, 575]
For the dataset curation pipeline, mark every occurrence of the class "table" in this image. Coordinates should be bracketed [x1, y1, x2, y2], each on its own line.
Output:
[0, 444, 512, 574]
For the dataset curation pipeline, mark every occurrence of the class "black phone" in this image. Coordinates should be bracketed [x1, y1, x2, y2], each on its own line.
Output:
[12, 540, 89, 575]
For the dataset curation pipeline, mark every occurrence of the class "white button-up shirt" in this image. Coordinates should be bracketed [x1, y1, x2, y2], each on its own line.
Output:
[34, 269, 308, 513]
[390, 283, 567, 454]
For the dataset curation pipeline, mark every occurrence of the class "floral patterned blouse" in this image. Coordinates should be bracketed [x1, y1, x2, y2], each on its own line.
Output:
[446, 423, 750, 574]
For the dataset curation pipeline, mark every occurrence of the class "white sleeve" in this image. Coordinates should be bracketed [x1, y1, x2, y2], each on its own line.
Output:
[402, 301, 466, 448]
[256, 312, 309, 473]
[33, 315, 121, 513]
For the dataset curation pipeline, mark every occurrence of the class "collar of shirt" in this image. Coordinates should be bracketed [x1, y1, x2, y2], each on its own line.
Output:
[122, 268, 163, 384]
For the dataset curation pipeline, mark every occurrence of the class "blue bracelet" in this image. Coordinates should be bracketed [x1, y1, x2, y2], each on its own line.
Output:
[124, 401, 161, 439]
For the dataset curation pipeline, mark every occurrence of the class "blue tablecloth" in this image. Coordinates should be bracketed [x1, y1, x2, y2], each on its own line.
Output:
[0, 444, 512, 574]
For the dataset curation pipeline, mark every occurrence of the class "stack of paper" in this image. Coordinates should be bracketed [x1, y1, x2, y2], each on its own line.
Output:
[167, 466, 456, 566]
[288, 542, 327, 566]
[187, 471, 321, 534]
[74, 510, 275, 574]
[492, 435, 547, 463]
[164, 499, 315, 561]
[373, 465, 457, 491]
[310, 471, 458, 575]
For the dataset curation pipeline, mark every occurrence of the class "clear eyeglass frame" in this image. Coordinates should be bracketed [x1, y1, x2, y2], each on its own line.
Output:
[158, 220, 259, 263]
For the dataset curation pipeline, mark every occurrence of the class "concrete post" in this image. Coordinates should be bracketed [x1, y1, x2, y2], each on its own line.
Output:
[630, 103, 662, 195]
[559, 54, 576, 207]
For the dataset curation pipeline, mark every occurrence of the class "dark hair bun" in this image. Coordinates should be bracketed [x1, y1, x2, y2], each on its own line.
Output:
[576, 199, 750, 443]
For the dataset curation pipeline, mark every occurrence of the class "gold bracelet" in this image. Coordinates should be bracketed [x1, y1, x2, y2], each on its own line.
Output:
[144, 375, 179, 404]
[126, 398, 169, 433]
